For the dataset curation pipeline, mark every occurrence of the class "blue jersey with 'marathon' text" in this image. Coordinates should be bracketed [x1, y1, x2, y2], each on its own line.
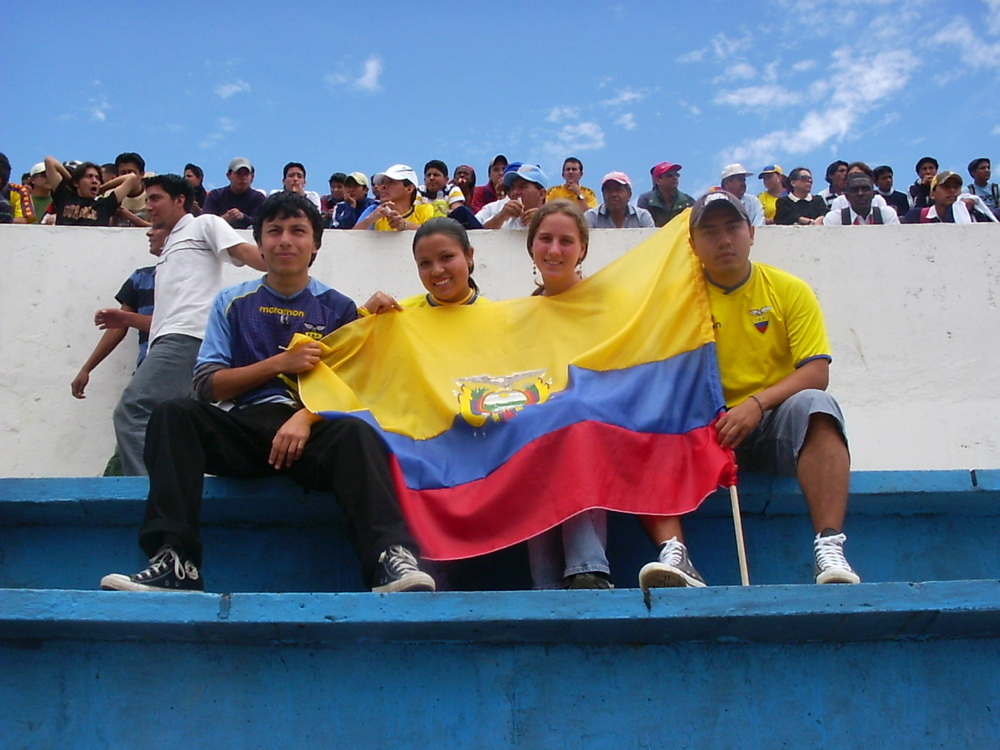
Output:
[197, 277, 357, 406]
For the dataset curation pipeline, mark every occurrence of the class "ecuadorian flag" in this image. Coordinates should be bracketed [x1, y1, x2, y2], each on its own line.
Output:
[298, 215, 735, 560]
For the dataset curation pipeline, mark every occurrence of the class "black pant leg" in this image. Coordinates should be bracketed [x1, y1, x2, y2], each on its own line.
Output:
[139, 400, 292, 565]
[289, 416, 418, 584]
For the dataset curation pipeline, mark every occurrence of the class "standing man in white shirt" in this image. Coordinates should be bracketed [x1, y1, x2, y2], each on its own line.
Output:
[113, 173, 267, 476]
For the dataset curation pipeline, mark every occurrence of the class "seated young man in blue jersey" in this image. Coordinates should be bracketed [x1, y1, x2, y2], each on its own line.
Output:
[101, 192, 435, 594]
[639, 192, 860, 589]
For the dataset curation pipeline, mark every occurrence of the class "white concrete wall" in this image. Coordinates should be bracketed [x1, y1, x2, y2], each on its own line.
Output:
[2, 222, 998, 477]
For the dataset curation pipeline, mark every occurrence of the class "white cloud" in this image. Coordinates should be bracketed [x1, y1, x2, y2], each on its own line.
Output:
[993, 124, 1000, 136]
[987, 0, 1000, 35]
[676, 48, 705, 63]
[88, 95, 109, 122]
[714, 84, 802, 109]
[215, 80, 251, 99]
[546, 106, 580, 123]
[678, 32, 752, 64]
[543, 121, 606, 157]
[725, 62, 757, 80]
[719, 45, 917, 165]
[600, 87, 646, 107]
[199, 117, 239, 150]
[792, 59, 817, 73]
[712, 33, 753, 60]
[931, 17, 1000, 70]
[680, 100, 702, 117]
[616, 113, 637, 131]
[356, 56, 383, 92]
[325, 55, 384, 93]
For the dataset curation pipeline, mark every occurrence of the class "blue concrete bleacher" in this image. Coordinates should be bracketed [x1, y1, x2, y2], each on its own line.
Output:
[2, 472, 999, 748]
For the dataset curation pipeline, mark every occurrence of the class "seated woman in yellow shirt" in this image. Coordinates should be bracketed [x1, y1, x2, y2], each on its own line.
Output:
[356, 164, 435, 231]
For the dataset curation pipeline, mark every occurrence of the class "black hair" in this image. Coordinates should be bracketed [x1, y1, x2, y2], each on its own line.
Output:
[825, 160, 849, 184]
[101, 163, 117, 177]
[71, 161, 102, 186]
[0, 152, 10, 189]
[846, 161, 874, 180]
[115, 152, 145, 172]
[253, 190, 324, 252]
[283, 162, 307, 180]
[424, 159, 449, 177]
[915, 156, 938, 174]
[968, 158, 990, 177]
[143, 173, 194, 212]
[786, 167, 812, 192]
[412, 217, 478, 292]
[563, 156, 583, 171]
[329, 172, 347, 184]
[184, 163, 204, 181]
[873, 165, 894, 181]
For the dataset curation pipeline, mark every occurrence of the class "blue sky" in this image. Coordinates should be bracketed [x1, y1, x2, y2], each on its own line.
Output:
[3, 1, 999, 198]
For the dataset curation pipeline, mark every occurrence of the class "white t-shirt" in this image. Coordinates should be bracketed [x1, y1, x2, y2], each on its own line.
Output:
[823, 204, 900, 225]
[150, 213, 246, 344]
[268, 189, 322, 209]
[475, 196, 509, 224]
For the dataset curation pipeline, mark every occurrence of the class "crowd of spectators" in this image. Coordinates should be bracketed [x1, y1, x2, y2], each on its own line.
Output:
[3, 150, 998, 231]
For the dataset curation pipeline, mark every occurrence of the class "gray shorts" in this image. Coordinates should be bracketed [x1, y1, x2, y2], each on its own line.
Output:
[736, 389, 847, 476]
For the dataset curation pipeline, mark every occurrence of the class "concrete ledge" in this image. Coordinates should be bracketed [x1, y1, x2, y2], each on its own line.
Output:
[2, 580, 998, 647]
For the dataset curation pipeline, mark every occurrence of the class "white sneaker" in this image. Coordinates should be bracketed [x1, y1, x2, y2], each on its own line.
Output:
[638, 537, 706, 591]
[813, 531, 861, 584]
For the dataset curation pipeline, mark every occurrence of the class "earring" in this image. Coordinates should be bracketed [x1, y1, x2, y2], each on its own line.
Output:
[532, 263, 544, 289]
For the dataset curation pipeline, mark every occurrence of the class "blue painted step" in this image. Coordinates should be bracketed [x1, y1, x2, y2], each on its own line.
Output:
[2, 470, 999, 591]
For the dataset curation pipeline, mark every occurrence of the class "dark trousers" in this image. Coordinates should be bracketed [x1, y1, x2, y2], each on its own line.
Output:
[139, 399, 417, 585]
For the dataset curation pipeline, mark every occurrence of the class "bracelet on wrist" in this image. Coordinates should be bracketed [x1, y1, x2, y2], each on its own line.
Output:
[749, 394, 765, 416]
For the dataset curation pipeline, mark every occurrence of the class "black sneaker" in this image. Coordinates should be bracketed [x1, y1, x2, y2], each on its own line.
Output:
[638, 537, 707, 591]
[100, 546, 204, 592]
[372, 545, 436, 593]
[567, 572, 614, 590]
[814, 530, 861, 584]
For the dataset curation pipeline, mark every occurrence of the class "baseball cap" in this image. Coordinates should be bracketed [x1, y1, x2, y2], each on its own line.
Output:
[489, 154, 508, 170]
[651, 162, 682, 180]
[345, 171, 369, 188]
[689, 191, 750, 228]
[601, 171, 632, 188]
[374, 164, 419, 185]
[29, 162, 46, 177]
[758, 164, 784, 178]
[931, 171, 962, 190]
[228, 157, 254, 173]
[720, 164, 753, 182]
[503, 164, 548, 190]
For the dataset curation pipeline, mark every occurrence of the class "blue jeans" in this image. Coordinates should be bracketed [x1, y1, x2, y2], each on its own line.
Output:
[113, 334, 201, 476]
[526, 510, 610, 589]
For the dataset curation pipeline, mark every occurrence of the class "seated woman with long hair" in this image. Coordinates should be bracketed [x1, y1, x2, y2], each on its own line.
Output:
[522, 199, 612, 589]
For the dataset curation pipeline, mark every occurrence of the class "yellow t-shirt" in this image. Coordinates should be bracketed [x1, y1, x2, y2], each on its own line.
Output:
[400, 290, 486, 308]
[374, 203, 436, 231]
[758, 192, 779, 222]
[706, 262, 831, 407]
[546, 184, 598, 209]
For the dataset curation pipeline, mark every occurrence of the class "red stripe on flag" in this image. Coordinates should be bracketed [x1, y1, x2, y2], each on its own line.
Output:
[391, 420, 735, 560]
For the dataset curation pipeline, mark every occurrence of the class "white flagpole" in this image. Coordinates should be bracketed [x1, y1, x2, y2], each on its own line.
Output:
[729, 484, 750, 586]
